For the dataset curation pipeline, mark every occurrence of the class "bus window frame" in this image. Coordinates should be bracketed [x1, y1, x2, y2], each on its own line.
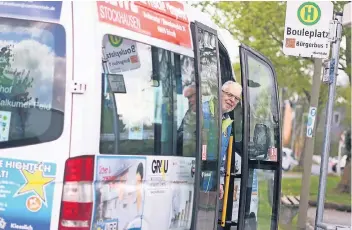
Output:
[237, 43, 282, 230]
[219, 41, 234, 85]
[190, 21, 222, 230]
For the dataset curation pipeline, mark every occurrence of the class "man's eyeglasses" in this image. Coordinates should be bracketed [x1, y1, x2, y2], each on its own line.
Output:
[222, 90, 241, 101]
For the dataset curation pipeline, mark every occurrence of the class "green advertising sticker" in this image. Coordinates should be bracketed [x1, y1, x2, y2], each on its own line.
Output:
[108, 35, 123, 47]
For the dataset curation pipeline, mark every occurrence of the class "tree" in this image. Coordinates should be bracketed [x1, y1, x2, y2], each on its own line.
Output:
[193, 1, 351, 167]
[194, 1, 313, 97]
[0, 45, 13, 76]
[193, 1, 350, 103]
[336, 129, 351, 194]
[334, 2, 352, 128]
[13, 69, 33, 137]
[0, 45, 34, 137]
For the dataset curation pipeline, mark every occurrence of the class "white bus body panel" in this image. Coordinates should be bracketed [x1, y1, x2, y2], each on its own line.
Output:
[0, 2, 73, 229]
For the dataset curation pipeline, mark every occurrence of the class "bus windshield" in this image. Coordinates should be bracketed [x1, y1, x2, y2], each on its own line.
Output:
[100, 34, 197, 157]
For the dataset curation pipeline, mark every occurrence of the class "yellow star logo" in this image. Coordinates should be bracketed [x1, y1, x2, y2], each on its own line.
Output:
[15, 165, 54, 204]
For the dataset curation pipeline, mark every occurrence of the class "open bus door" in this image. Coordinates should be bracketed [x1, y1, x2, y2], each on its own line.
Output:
[190, 21, 223, 230]
[219, 44, 282, 230]
[190, 20, 282, 230]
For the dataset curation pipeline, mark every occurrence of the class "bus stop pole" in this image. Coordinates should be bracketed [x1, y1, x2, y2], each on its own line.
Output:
[297, 58, 322, 229]
[315, 13, 343, 230]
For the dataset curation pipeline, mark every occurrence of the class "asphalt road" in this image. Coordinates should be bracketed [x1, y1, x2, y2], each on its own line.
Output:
[282, 163, 332, 178]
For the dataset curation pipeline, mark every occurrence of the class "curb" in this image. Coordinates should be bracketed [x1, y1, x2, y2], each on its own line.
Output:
[309, 200, 351, 212]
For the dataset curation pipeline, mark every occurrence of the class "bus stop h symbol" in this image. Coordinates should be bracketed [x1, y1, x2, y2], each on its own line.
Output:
[297, 2, 321, 26]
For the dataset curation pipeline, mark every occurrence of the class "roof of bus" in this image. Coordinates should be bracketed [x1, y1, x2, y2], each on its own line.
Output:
[184, 3, 237, 80]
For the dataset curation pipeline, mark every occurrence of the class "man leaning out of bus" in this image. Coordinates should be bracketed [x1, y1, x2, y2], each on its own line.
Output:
[177, 81, 242, 186]
[218, 81, 242, 198]
[218, 81, 242, 230]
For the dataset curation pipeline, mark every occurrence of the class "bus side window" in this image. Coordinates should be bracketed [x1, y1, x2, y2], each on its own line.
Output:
[247, 55, 279, 161]
[99, 34, 198, 157]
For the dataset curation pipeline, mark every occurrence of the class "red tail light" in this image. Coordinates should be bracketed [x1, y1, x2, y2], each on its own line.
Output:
[59, 156, 95, 230]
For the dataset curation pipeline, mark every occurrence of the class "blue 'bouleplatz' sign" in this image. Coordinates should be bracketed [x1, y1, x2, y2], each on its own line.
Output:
[0, 1, 62, 21]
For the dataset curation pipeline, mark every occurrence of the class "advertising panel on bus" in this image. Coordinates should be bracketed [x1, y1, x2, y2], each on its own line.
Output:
[0, 157, 57, 230]
[91, 155, 196, 230]
[97, 1, 192, 49]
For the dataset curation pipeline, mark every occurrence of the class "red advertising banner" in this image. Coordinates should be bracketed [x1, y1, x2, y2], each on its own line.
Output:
[97, 1, 192, 48]
[134, 1, 189, 23]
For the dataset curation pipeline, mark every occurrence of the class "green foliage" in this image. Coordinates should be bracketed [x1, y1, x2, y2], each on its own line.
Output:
[257, 180, 273, 230]
[193, 1, 351, 125]
[0, 45, 34, 96]
[0, 45, 14, 75]
[0, 45, 34, 135]
[333, 1, 352, 82]
[336, 85, 351, 126]
[195, 1, 313, 96]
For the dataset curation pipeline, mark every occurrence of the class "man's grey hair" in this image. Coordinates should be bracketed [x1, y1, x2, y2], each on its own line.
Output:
[222, 81, 242, 92]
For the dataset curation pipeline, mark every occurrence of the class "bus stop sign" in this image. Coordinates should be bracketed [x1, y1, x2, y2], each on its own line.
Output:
[283, 1, 333, 59]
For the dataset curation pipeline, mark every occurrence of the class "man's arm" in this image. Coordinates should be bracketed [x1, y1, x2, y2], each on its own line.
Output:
[176, 118, 185, 156]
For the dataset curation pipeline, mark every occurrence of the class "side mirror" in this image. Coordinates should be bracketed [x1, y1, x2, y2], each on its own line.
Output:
[248, 79, 261, 88]
[253, 123, 270, 158]
[248, 123, 270, 159]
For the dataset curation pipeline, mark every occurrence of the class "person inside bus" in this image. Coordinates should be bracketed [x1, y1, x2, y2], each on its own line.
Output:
[176, 84, 197, 157]
[176, 80, 242, 193]
[218, 81, 242, 230]
[218, 81, 242, 198]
